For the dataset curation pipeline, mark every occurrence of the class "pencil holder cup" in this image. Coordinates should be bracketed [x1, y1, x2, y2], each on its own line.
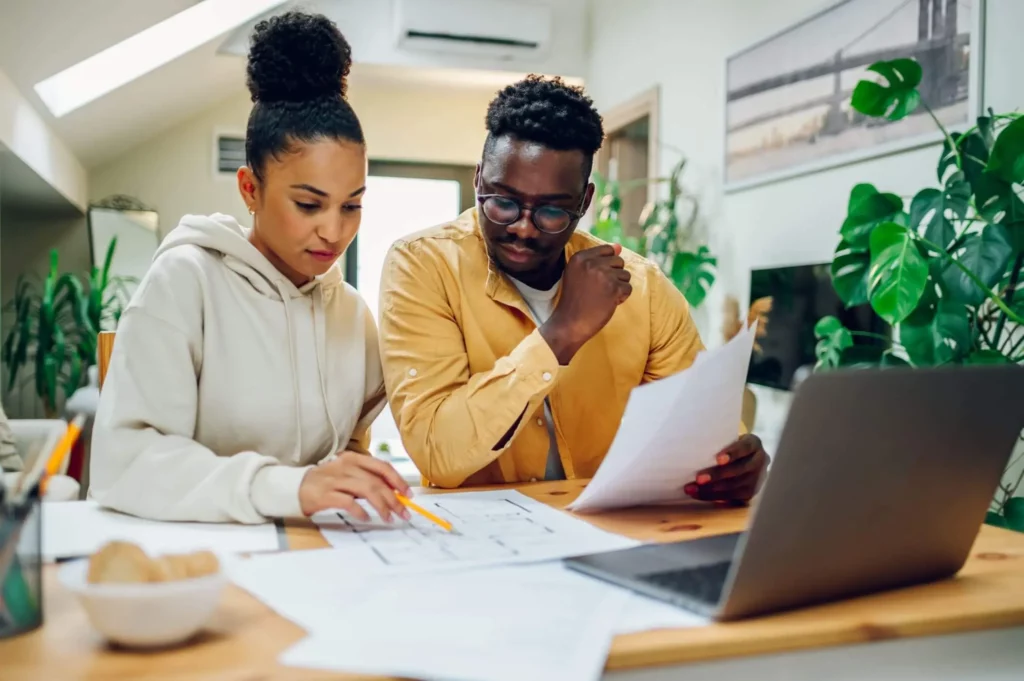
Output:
[0, 489, 44, 639]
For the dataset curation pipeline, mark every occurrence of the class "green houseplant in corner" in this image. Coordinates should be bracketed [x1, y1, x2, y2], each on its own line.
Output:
[2, 238, 132, 416]
[592, 156, 717, 308]
[813, 58, 1024, 531]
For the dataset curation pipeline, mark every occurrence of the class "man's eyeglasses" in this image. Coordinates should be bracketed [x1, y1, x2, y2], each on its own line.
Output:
[476, 193, 586, 235]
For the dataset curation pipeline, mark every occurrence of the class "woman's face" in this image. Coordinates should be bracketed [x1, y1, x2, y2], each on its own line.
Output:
[239, 138, 367, 286]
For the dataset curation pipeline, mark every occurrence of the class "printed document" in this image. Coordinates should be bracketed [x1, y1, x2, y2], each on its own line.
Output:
[569, 322, 757, 512]
[313, 489, 637, 573]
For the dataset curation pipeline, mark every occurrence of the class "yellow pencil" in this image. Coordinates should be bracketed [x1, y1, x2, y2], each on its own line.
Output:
[37, 414, 86, 496]
[395, 493, 454, 532]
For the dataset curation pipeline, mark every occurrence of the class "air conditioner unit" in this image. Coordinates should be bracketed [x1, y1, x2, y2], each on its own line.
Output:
[394, 0, 552, 62]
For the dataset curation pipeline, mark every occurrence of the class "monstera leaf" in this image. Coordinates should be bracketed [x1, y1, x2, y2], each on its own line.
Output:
[851, 59, 922, 121]
[939, 225, 1014, 305]
[909, 177, 970, 249]
[830, 239, 871, 306]
[987, 117, 1024, 185]
[900, 297, 972, 366]
[868, 222, 929, 324]
[841, 183, 905, 247]
[813, 316, 852, 369]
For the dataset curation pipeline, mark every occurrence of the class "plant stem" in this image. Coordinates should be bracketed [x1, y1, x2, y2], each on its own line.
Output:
[979, 323, 1000, 351]
[1007, 330, 1024, 358]
[993, 253, 1024, 349]
[923, 102, 961, 173]
[916, 235, 1024, 325]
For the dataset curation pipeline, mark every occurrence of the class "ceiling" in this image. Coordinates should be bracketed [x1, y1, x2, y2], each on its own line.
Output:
[0, 145, 80, 215]
[0, 0, 588, 171]
[0, 0, 251, 169]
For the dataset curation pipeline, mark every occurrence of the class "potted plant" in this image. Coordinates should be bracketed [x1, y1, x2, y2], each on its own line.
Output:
[813, 58, 1024, 531]
[2, 238, 132, 417]
[591, 156, 717, 308]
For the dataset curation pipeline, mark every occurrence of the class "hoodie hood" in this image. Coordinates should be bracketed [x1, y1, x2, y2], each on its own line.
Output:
[157, 213, 345, 462]
[157, 213, 344, 300]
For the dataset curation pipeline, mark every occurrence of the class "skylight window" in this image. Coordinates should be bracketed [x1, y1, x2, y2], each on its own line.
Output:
[34, 0, 287, 117]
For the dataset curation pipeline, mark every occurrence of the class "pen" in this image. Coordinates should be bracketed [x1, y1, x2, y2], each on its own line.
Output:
[395, 493, 454, 533]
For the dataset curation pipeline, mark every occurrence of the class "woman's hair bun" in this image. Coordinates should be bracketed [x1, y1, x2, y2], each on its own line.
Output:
[246, 11, 353, 104]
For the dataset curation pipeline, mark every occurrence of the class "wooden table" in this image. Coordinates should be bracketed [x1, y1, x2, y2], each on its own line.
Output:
[3, 480, 1024, 680]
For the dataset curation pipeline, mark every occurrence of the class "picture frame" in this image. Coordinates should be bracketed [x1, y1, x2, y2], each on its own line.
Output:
[724, 0, 986, 193]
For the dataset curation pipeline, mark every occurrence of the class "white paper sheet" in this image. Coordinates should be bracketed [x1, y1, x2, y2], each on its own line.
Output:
[42, 500, 280, 561]
[569, 322, 758, 512]
[313, 489, 638, 573]
[229, 556, 708, 658]
[245, 562, 624, 681]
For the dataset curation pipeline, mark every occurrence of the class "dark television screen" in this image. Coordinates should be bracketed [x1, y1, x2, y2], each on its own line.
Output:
[746, 263, 888, 391]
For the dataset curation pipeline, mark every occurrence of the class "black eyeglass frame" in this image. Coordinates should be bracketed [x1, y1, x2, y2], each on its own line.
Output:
[475, 192, 588, 235]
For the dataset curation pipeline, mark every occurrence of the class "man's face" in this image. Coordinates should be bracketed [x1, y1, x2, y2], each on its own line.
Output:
[476, 136, 594, 279]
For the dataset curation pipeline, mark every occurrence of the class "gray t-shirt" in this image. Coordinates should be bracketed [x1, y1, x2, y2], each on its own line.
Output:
[509, 277, 566, 481]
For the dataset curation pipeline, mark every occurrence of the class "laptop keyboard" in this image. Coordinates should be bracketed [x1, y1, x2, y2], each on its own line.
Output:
[637, 561, 732, 606]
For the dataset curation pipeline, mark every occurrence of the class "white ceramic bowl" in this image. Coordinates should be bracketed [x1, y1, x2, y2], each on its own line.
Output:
[58, 558, 227, 648]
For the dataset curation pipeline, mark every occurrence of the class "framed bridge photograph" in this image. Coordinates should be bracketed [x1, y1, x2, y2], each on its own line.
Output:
[724, 0, 984, 191]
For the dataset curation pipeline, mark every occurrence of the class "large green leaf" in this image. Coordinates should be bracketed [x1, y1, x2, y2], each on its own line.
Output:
[813, 316, 852, 369]
[670, 246, 716, 308]
[841, 183, 905, 247]
[939, 225, 1014, 305]
[830, 239, 871, 306]
[938, 125, 992, 188]
[1006, 498, 1024, 532]
[974, 173, 1024, 253]
[851, 59, 922, 121]
[909, 178, 969, 249]
[898, 285, 937, 365]
[868, 222, 929, 324]
[987, 117, 1024, 185]
[900, 294, 971, 367]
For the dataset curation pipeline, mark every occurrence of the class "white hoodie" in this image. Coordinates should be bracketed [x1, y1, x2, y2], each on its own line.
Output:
[90, 213, 385, 524]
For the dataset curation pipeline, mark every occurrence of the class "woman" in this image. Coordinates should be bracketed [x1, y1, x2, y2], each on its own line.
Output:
[91, 11, 411, 524]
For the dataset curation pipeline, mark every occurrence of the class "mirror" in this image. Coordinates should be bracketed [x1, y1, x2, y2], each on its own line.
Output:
[87, 195, 160, 296]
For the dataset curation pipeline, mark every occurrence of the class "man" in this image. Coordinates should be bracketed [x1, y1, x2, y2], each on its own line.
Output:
[378, 75, 768, 501]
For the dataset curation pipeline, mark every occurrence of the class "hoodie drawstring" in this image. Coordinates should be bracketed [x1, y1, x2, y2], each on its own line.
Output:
[277, 283, 304, 463]
[313, 286, 341, 457]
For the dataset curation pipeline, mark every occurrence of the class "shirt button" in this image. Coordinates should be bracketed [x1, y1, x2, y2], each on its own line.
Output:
[536, 418, 544, 426]
[530, 478, 538, 482]
[408, 368, 418, 377]
[542, 372, 552, 382]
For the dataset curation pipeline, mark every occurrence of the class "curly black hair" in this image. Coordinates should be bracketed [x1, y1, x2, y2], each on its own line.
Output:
[244, 11, 363, 180]
[484, 75, 604, 179]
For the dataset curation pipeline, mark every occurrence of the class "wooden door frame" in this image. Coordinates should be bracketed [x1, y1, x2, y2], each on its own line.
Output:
[596, 85, 661, 206]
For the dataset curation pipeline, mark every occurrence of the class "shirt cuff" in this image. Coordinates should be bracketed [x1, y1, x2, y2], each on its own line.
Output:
[510, 328, 561, 384]
[250, 464, 311, 519]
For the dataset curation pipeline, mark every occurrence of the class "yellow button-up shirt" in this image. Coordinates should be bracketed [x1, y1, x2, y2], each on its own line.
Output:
[378, 208, 706, 488]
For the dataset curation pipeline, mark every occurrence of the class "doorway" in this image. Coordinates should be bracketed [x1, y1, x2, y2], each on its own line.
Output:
[345, 160, 475, 467]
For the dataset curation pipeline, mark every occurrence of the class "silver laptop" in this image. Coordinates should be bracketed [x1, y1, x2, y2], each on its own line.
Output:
[564, 365, 1024, 621]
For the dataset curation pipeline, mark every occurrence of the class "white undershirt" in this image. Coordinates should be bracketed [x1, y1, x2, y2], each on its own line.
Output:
[509, 277, 566, 481]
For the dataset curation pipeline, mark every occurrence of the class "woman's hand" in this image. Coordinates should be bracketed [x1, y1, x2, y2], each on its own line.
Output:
[299, 451, 412, 522]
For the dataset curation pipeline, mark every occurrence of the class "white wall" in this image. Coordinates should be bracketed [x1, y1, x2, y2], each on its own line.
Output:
[0, 68, 87, 211]
[586, 0, 1024, 452]
[218, 0, 589, 79]
[89, 80, 498, 235]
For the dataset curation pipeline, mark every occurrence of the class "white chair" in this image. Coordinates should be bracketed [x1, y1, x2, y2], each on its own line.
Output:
[2, 419, 80, 501]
